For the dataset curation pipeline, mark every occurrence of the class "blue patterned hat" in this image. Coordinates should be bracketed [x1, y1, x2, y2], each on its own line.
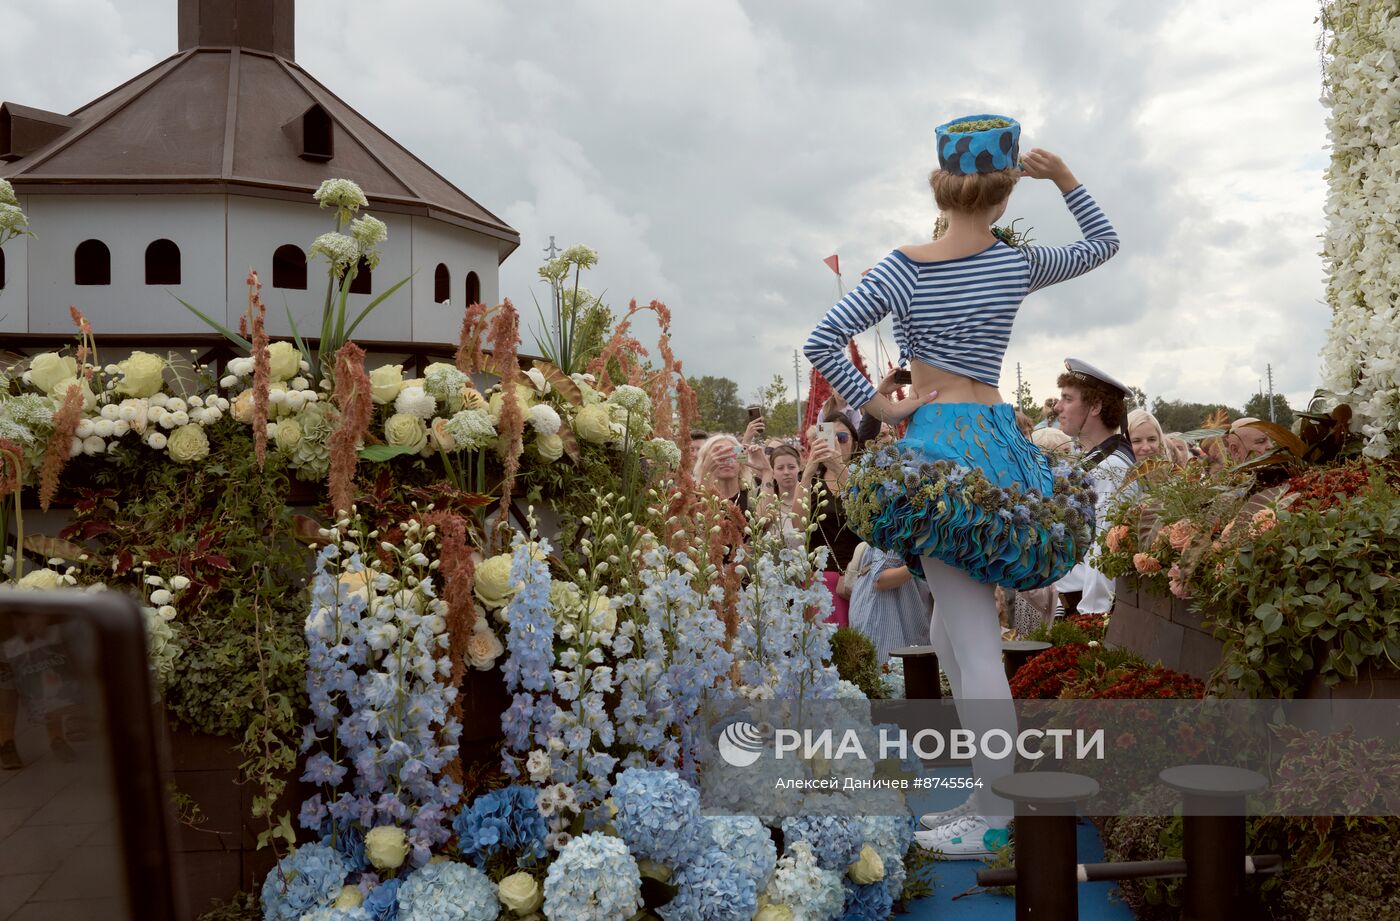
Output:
[935, 115, 1021, 175]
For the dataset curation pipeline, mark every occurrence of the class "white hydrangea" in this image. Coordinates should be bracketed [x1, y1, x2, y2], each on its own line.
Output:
[1318, 0, 1400, 457]
[394, 385, 437, 419]
[527, 403, 561, 436]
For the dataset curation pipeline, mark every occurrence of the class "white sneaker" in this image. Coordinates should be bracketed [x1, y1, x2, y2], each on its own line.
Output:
[914, 815, 1011, 860]
[918, 796, 976, 829]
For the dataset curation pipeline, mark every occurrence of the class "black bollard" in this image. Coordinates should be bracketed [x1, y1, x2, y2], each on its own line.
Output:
[991, 771, 1100, 920]
[889, 645, 942, 699]
[1160, 764, 1269, 921]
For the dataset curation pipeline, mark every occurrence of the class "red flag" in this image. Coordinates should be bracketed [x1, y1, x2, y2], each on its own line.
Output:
[823, 254, 841, 276]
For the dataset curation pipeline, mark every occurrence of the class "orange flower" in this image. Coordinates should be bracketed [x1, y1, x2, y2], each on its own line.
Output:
[1167, 519, 1197, 551]
[1133, 553, 1163, 574]
[1105, 524, 1130, 554]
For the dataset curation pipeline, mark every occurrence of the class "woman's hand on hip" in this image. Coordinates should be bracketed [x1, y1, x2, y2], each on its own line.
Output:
[864, 389, 938, 424]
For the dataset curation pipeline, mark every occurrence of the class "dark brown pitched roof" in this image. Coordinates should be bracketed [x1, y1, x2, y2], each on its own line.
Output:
[0, 47, 519, 261]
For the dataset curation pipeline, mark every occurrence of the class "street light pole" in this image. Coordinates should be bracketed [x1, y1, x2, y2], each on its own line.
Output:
[544, 235, 562, 357]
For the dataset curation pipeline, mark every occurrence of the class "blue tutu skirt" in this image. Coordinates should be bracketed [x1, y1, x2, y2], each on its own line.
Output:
[844, 403, 1096, 589]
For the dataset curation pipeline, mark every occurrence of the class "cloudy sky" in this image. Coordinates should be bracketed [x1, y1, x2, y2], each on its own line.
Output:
[2, 0, 1333, 410]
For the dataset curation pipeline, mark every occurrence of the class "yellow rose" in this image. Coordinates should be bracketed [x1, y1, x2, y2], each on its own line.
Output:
[636, 859, 672, 883]
[266, 341, 301, 382]
[26, 352, 77, 393]
[369, 364, 404, 404]
[573, 404, 612, 444]
[332, 885, 364, 909]
[15, 568, 64, 590]
[847, 845, 885, 885]
[754, 903, 794, 921]
[274, 416, 303, 452]
[167, 424, 211, 463]
[49, 377, 97, 412]
[384, 413, 428, 453]
[364, 825, 409, 870]
[497, 872, 543, 913]
[535, 432, 564, 462]
[114, 351, 166, 398]
[473, 553, 517, 609]
[466, 621, 504, 670]
[232, 389, 255, 423]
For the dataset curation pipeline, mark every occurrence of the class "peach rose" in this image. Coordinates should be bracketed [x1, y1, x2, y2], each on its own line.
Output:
[1133, 553, 1163, 574]
[1105, 524, 1130, 554]
[1167, 519, 1197, 552]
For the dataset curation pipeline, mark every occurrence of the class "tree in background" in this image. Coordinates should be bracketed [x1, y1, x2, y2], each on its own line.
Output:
[1128, 385, 1148, 411]
[752, 374, 798, 438]
[1151, 398, 1244, 434]
[1243, 392, 1295, 428]
[688, 375, 748, 434]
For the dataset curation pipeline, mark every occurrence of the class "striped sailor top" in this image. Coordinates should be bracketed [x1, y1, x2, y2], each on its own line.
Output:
[804, 185, 1119, 409]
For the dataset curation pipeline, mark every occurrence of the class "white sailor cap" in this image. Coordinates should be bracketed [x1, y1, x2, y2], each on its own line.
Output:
[1063, 358, 1131, 399]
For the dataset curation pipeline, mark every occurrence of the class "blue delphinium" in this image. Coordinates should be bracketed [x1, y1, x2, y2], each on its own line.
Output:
[499, 539, 561, 777]
[610, 767, 708, 867]
[841, 879, 894, 921]
[702, 815, 777, 890]
[362, 877, 401, 921]
[732, 552, 839, 700]
[615, 548, 734, 777]
[542, 832, 643, 921]
[781, 816, 862, 872]
[397, 862, 499, 921]
[260, 843, 351, 921]
[660, 846, 759, 921]
[451, 784, 548, 866]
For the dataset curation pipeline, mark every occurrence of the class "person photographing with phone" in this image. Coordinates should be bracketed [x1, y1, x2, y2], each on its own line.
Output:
[804, 116, 1118, 858]
[792, 415, 862, 627]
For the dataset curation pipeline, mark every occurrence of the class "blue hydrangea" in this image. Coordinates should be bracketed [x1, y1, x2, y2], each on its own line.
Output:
[362, 878, 400, 921]
[542, 832, 642, 921]
[397, 862, 499, 921]
[659, 846, 759, 921]
[781, 816, 861, 871]
[764, 841, 845, 920]
[318, 819, 367, 870]
[260, 843, 351, 921]
[853, 813, 916, 903]
[610, 767, 707, 867]
[451, 785, 548, 866]
[701, 815, 777, 890]
[841, 879, 894, 921]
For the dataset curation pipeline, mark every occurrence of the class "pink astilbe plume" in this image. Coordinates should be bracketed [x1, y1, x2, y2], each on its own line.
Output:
[422, 510, 477, 678]
[457, 302, 491, 374]
[588, 299, 649, 391]
[646, 300, 678, 440]
[69, 306, 95, 374]
[0, 440, 23, 499]
[39, 383, 84, 511]
[248, 272, 272, 468]
[327, 342, 372, 516]
[488, 301, 525, 533]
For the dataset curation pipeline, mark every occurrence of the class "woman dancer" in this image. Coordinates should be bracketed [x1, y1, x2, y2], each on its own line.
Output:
[804, 115, 1118, 858]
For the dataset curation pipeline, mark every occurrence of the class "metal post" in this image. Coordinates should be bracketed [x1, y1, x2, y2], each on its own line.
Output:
[991, 772, 1100, 920]
[1267, 364, 1276, 422]
[1160, 765, 1268, 921]
[543, 235, 562, 357]
[793, 349, 804, 434]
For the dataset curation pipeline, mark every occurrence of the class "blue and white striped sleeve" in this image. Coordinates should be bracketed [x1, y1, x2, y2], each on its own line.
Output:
[803, 253, 912, 409]
[1021, 185, 1120, 293]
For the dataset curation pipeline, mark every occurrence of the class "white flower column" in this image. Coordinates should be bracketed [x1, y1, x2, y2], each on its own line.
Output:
[1320, 0, 1400, 458]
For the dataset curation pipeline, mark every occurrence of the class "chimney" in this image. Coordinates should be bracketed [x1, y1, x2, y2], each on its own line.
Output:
[178, 0, 295, 60]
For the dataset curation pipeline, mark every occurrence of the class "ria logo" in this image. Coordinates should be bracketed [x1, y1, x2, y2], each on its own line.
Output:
[718, 720, 766, 768]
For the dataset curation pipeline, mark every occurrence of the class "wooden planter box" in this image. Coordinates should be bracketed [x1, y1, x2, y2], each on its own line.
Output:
[1108, 576, 1400, 699]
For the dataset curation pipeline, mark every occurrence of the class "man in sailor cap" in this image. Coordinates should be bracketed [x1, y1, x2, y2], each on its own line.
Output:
[1052, 358, 1139, 616]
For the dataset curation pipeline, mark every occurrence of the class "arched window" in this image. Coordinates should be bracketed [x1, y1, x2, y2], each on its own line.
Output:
[144, 238, 181, 285]
[465, 270, 480, 306]
[434, 263, 450, 304]
[0, 249, 6, 290]
[349, 257, 372, 295]
[272, 244, 307, 290]
[75, 239, 111, 285]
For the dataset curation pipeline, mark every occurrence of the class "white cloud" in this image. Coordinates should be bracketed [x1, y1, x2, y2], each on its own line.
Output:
[0, 0, 1330, 412]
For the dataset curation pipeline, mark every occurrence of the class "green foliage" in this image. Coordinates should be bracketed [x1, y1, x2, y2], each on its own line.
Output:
[830, 628, 886, 699]
[1244, 391, 1296, 428]
[899, 842, 941, 902]
[1099, 813, 1184, 919]
[1151, 397, 1243, 434]
[196, 890, 260, 921]
[1202, 470, 1400, 697]
[979, 841, 1015, 896]
[688, 374, 747, 434]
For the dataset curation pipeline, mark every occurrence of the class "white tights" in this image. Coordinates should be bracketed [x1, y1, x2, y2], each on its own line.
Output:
[922, 556, 1015, 824]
